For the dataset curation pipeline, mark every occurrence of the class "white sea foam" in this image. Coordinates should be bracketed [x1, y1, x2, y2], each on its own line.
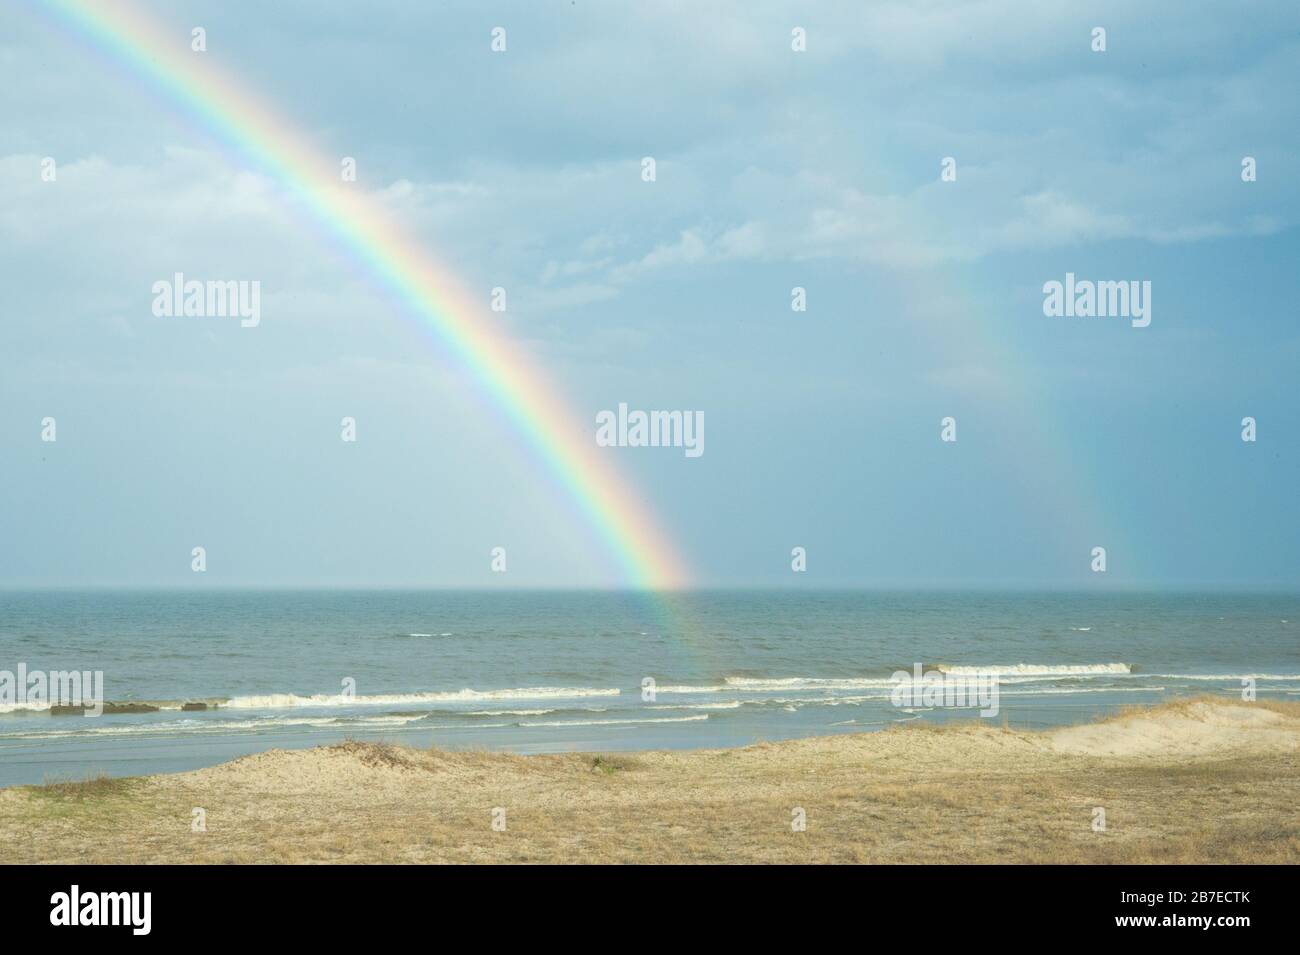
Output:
[658, 701, 745, 710]
[997, 685, 1164, 696]
[0, 714, 423, 740]
[224, 687, 621, 709]
[653, 684, 726, 695]
[1145, 673, 1300, 681]
[654, 669, 1143, 698]
[518, 715, 708, 728]
[1, 698, 222, 714]
[656, 670, 1143, 696]
[657, 676, 895, 695]
[726, 676, 896, 690]
[0, 702, 51, 714]
[937, 663, 1132, 676]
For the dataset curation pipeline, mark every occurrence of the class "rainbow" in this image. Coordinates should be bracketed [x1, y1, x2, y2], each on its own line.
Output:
[38, 0, 689, 589]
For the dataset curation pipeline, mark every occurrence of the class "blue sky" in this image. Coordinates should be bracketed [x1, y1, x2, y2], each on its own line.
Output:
[2, 0, 1297, 588]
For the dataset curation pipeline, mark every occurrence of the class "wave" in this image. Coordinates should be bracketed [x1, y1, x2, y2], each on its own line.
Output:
[937, 663, 1132, 676]
[1, 685, 624, 716]
[653, 684, 727, 695]
[11, 666, 1296, 722]
[0, 713, 424, 741]
[662, 684, 1173, 712]
[658, 701, 745, 710]
[998, 685, 1164, 697]
[657, 676, 895, 695]
[0, 698, 226, 715]
[0, 702, 52, 715]
[726, 676, 897, 690]
[657, 668, 1159, 694]
[1144, 673, 1300, 681]
[517, 715, 708, 728]
[224, 687, 621, 709]
[0, 713, 710, 739]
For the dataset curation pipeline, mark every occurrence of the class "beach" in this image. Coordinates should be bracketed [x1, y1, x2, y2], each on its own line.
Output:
[3, 698, 1297, 864]
[4, 590, 1298, 788]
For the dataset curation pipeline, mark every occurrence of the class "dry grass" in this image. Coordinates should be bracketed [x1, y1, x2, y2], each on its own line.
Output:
[1, 698, 1297, 864]
[1095, 693, 1300, 724]
[36, 772, 139, 800]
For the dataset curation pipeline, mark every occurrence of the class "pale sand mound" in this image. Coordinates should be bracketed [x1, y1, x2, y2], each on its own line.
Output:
[1047, 701, 1299, 758]
[168, 739, 548, 798]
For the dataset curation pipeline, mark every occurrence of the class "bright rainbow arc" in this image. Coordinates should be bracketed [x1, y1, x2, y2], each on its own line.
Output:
[44, 0, 689, 589]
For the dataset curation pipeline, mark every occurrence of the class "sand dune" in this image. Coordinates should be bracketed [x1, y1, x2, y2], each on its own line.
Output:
[1050, 699, 1300, 759]
[3, 698, 1297, 863]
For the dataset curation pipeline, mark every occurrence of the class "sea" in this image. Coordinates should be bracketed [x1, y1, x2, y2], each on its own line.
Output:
[0, 589, 1296, 788]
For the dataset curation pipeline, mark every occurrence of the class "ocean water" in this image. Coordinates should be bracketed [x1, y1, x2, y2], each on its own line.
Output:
[0, 589, 1296, 787]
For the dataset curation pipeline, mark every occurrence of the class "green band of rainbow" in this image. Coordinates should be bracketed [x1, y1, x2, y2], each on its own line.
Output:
[42, 0, 689, 589]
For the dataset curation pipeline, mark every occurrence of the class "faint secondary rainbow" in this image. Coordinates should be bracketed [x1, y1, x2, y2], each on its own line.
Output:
[40, 0, 689, 589]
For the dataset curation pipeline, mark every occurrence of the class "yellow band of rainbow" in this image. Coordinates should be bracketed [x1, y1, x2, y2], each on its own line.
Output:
[41, 0, 689, 589]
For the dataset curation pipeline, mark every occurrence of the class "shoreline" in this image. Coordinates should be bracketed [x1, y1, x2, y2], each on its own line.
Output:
[2, 697, 1297, 863]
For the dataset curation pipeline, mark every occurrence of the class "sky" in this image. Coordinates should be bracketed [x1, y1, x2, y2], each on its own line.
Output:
[1, 0, 1297, 589]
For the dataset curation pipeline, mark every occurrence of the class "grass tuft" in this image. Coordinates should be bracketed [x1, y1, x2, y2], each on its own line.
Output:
[589, 755, 640, 775]
[331, 739, 421, 770]
[34, 772, 138, 800]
